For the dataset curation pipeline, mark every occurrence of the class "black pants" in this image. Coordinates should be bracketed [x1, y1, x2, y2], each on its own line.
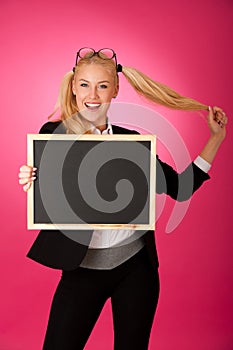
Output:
[43, 248, 160, 350]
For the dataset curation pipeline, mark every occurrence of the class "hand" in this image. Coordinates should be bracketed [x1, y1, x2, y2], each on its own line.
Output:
[208, 106, 227, 140]
[18, 165, 37, 192]
[199, 106, 227, 164]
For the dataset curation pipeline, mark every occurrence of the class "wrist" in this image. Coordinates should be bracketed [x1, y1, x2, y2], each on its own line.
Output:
[209, 132, 225, 144]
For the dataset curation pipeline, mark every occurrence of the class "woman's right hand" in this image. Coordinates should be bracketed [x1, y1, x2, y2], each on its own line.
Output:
[18, 165, 37, 192]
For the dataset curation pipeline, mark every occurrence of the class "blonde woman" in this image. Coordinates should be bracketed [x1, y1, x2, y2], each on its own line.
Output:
[19, 48, 227, 350]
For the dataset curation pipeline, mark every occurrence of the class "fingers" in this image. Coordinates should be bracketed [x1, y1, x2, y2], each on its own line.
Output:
[18, 171, 36, 180]
[19, 165, 37, 172]
[209, 106, 228, 128]
[18, 165, 37, 191]
[19, 176, 36, 185]
[216, 113, 227, 128]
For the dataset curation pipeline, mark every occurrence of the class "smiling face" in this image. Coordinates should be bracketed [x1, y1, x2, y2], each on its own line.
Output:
[72, 63, 119, 130]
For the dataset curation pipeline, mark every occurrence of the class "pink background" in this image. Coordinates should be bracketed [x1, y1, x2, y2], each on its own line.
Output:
[1, 0, 233, 349]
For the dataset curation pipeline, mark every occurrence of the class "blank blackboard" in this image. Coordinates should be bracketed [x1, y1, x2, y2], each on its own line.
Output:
[27, 134, 156, 230]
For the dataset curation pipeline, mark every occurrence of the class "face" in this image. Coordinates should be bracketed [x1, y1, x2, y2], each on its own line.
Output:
[72, 64, 119, 130]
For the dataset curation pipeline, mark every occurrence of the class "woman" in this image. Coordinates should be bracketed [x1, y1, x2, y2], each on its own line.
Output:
[19, 48, 227, 350]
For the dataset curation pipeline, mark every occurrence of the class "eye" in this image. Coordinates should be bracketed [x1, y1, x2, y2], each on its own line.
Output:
[80, 83, 88, 87]
[99, 84, 108, 89]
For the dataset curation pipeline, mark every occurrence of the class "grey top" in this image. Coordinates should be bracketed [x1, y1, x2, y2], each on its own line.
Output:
[80, 238, 145, 270]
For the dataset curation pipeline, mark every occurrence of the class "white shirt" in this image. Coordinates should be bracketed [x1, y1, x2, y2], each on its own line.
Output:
[89, 121, 211, 248]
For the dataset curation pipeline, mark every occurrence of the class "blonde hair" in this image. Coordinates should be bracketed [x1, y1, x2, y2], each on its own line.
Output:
[121, 66, 208, 111]
[49, 53, 208, 134]
[49, 54, 118, 134]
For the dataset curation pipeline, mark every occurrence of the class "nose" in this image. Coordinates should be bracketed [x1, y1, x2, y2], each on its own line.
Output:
[89, 86, 99, 99]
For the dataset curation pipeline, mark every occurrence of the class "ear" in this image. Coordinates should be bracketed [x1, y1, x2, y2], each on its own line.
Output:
[113, 83, 119, 98]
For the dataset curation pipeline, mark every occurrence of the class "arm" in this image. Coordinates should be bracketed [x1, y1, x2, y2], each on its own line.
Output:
[199, 106, 227, 164]
[156, 157, 210, 202]
[156, 106, 227, 201]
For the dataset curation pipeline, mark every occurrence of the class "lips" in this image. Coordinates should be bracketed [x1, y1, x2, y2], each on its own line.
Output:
[84, 102, 101, 110]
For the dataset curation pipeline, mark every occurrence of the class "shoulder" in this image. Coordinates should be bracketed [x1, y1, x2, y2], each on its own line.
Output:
[111, 124, 140, 135]
[39, 120, 65, 134]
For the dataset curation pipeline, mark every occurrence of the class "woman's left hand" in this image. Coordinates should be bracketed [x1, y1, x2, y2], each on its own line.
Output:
[199, 106, 227, 164]
[208, 106, 227, 140]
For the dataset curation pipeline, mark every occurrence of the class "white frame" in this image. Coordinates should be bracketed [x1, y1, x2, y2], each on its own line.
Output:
[27, 134, 156, 230]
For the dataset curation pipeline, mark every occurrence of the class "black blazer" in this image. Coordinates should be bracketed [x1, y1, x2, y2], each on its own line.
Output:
[27, 121, 210, 271]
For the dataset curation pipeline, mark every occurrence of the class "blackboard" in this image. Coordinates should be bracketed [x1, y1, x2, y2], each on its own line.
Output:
[27, 134, 156, 230]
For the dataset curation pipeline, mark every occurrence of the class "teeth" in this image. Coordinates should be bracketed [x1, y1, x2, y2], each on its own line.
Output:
[85, 103, 101, 108]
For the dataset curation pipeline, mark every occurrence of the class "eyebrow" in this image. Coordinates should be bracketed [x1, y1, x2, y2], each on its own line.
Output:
[78, 79, 110, 83]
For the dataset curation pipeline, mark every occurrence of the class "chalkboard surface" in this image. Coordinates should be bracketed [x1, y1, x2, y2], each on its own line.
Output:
[27, 134, 156, 230]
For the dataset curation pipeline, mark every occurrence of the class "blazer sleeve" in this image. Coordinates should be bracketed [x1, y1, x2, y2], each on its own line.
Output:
[156, 156, 210, 202]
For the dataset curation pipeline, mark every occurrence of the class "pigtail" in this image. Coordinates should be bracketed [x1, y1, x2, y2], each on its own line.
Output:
[49, 71, 77, 120]
[48, 70, 92, 134]
[122, 66, 208, 111]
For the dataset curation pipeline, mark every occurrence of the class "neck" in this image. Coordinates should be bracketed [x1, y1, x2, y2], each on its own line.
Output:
[96, 123, 107, 132]
[93, 117, 108, 132]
